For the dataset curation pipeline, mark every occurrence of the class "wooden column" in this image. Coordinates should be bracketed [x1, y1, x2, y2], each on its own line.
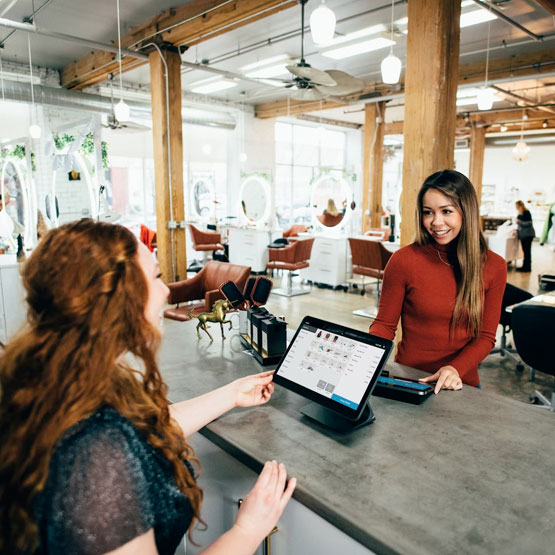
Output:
[362, 102, 386, 233]
[149, 47, 187, 283]
[469, 126, 486, 205]
[400, 0, 461, 245]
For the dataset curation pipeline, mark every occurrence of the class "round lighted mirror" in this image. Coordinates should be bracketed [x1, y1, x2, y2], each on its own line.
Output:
[51, 152, 97, 226]
[311, 174, 350, 230]
[190, 176, 215, 219]
[239, 175, 271, 224]
[0, 158, 32, 245]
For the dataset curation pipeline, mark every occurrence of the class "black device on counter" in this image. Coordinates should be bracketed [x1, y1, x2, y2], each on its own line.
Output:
[273, 315, 392, 432]
[250, 307, 269, 353]
[251, 277, 272, 306]
[260, 317, 287, 358]
[243, 277, 257, 303]
[373, 373, 434, 404]
[219, 281, 246, 309]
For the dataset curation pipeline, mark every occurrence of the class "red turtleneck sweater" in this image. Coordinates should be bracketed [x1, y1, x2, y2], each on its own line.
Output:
[369, 241, 507, 386]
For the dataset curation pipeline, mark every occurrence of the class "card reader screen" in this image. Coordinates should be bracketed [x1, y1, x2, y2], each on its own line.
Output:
[277, 324, 387, 410]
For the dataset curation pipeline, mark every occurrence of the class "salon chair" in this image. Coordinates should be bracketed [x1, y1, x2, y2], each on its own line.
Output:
[188, 224, 226, 266]
[364, 228, 391, 241]
[348, 238, 392, 319]
[267, 238, 315, 297]
[139, 224, 157, 252]
[283, 225, 308, 238]
[164, 261, 251, 321]
[489, 283, 533, 366]
[511, 303, 555, 411]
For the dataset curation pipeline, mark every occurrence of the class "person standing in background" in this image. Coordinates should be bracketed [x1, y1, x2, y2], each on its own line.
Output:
[515, 200, 535, 272]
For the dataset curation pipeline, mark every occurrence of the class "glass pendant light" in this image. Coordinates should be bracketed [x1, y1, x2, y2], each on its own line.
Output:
[512, 110, 529, 162]
[478, 21, 493, 111]
[380, 0, 401, 85]
[27, 35, 41, 139]
[115, 0, 130, 122]
[310, 0, 336, 45]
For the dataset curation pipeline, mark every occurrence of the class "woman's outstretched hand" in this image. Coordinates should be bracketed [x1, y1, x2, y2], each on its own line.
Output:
[232, 370, 275, 408]
[419, 365, 463, 394]
[234, 460, 296, 544]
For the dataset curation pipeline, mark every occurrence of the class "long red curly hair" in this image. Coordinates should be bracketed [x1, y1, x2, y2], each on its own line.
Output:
[0, 219, 203, 553]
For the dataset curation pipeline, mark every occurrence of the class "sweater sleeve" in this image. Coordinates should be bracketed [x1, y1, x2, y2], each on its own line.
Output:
[448, 254, 507, 381]
[369, 250, 407, 340]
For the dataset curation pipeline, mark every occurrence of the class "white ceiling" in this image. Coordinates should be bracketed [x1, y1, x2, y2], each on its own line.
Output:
[0, 0, 554, 124]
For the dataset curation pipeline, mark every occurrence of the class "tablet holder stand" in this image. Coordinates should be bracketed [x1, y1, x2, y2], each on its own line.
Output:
[300, 401, 375, 433]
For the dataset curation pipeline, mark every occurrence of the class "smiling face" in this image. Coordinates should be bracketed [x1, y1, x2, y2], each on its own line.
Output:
[421, 189, 463, 245]
[136, 241, 169, 330]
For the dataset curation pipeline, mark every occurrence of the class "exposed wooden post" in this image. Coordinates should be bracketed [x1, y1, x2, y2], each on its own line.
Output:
[370, 102, 386, 229]
[400, 0, 461, 245]
[149, 47, 187, 283]
[469, 126, 486, 205]
[362, 102, 386, 233]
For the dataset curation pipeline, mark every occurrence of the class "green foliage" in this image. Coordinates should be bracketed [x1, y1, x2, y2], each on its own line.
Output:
[0, 144, 35, 171]
[52, 132, 110, 169]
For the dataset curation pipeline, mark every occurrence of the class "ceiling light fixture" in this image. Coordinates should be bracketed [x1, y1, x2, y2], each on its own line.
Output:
[322, 37, 394, 60]
[477, 21, 494, 110]
[542, 119, 548, 128]
[190, 80, 238, 94]
[310, 0, 336, 45]
[512, 109, 530, 162]
[460, 8, 497, 28]
[114, 0, 130, 123]
[240, 54, 289, 72]
[27, 35, 41, 139]
[380, 0, 402, 85]
[500, 125, 507, 132]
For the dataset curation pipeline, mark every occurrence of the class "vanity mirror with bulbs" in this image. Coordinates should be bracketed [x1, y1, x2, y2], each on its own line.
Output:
[189, 174, 216, 221]
[0, 157, 34, 249]
[228, 174, 273, 273]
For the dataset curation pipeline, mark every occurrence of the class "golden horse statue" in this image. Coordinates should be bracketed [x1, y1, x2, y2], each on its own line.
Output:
[188, 299, 233, 341]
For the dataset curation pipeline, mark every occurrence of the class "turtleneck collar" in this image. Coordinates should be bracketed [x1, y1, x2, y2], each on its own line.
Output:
[432, 237, 458, 254]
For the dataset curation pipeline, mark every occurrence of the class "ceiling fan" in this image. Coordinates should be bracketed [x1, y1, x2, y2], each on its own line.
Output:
[286, 0, 364, 101]
[101, 75, 151, 132]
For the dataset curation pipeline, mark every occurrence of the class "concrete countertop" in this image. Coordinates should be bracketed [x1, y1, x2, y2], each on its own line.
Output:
[159, 321, 555, 555]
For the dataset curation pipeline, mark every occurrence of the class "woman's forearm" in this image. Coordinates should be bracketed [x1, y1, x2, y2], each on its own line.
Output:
[169, 383, 236, 437]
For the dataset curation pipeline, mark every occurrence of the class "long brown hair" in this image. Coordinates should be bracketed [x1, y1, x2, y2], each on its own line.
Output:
[0, 219, 203, 553]
[415, 170, 488, 337]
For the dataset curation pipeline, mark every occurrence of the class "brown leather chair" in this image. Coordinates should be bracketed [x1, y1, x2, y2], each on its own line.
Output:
[364, 227, 391, 241]
[283, 224, 308, 238]
[267, 238, 315, 297]
[317, 213, 344, 227]
[348, 237, 393, 318]
[188, 224, 225, 263]
[164, 260, 251, 321]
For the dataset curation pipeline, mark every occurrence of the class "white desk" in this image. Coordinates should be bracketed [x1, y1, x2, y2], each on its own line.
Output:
[228, 227, 272, 272]
[299, 234, 348, 288]
[486, 233, 522, 264]
[0, 255, 26, 345]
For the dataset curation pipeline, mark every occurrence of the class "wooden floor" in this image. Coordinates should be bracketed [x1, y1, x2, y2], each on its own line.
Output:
[264, 241, 555, 405]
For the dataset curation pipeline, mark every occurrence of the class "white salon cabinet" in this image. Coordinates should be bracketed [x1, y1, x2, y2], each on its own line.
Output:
[300, 235, 347, 288]
[0, 255, 26, 345]
[228, 228, 271, 272]
[184, 433, 374, 555]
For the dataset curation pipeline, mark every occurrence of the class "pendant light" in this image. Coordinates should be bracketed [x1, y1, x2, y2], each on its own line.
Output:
[380, 0, 401, 85]
[477, 21, 494, 110]
[310, 0, 336, 45]
[512, 110, 529, 162]
[27, 35, 41, 139]
[114, 0, 130, 122]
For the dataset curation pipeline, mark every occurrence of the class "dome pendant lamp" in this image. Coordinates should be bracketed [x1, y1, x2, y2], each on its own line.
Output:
[380, 0, 401, 85]
[310, 0, 336, 45]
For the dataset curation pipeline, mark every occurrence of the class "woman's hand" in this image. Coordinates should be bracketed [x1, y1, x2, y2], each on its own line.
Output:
[419, 365, 462, 394]
[232, 370, 275, 408]
[234, 461, 296, 545]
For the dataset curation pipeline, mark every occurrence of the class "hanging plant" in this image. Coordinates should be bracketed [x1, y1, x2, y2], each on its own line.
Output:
[0, 145, 36, 171]
[53, 132, 110, 170]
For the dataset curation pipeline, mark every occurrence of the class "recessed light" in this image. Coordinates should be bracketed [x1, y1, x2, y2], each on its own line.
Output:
[321, 37, 394, 60]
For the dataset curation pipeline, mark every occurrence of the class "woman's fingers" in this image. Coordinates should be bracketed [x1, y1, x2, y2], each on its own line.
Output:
[279, 477, 296, 511]
[418, 371, 440, 383]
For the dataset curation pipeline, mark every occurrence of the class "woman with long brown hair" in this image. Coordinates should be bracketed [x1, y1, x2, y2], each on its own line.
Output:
[0, 219, 295, 554]
[515, 199, 535, 272]
[370, 170, 507, 392]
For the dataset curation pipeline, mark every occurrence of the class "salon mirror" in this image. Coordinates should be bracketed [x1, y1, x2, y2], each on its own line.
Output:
[311, 174, 350, 229]
[1, 158, 32, 243]
[51, 152, 97, 226]
[190, 175, 215, 220]
[239, 175, 271, 224]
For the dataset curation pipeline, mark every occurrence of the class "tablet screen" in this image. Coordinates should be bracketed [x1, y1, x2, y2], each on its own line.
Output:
[274, 316, 392, 419]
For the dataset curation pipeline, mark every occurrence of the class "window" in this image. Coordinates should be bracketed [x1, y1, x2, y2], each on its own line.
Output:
[275, 122, 346, 228]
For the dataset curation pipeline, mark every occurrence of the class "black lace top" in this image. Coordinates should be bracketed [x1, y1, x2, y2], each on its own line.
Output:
[34, 406, 194, 555]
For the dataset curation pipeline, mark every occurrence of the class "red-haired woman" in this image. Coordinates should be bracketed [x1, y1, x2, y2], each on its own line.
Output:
[0, 219, 295, 554]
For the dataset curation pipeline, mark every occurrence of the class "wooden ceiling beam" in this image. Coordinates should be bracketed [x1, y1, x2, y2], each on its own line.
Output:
[61, 0, 296, 90]
[534, 0, 555, 15]
[255, 47, 555, 119]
